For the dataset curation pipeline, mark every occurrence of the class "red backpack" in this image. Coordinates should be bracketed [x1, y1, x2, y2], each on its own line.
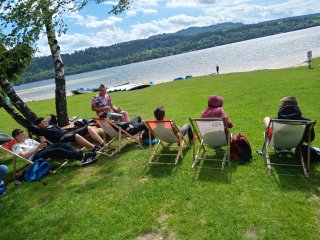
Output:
[230, 132, 252, 163]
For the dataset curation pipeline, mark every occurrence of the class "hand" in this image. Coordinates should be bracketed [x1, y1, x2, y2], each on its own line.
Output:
[117, 107, 121, 113]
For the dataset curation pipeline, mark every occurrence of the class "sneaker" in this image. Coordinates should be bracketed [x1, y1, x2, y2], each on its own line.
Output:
[0, 180, 6, 189]
[81, 156, 98, 166]
[92, 145, 101, 152]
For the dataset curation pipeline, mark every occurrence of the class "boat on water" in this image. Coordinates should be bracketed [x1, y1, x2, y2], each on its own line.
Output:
[71, 87, 99, 95]
[173, 75, 193, 81]
[108, 82, 154, 92]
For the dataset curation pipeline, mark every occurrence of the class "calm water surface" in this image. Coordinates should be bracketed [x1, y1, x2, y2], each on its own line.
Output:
[14, 26, 320, 101]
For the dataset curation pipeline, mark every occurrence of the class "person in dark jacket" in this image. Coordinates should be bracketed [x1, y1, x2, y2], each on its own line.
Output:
[27, 117, 104, 151]
[263, 96, 315, 142]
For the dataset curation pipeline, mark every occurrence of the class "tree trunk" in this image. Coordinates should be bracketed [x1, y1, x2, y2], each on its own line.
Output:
[0, 79, 38, 123]
[44, 16, 69, 126]
[0, 93, 32, 128]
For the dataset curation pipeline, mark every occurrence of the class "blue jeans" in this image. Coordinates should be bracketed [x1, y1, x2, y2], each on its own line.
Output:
[180, 123, 194, 140]
[0, 165, 8, 182]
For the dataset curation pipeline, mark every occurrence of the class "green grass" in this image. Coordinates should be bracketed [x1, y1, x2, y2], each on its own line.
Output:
[1, 59, 320, 239]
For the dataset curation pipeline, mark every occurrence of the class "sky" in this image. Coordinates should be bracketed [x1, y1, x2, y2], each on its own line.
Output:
[35, 0, 320, 56]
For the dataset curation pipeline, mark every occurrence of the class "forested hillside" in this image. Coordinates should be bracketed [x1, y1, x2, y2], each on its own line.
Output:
[20, 13, 320, 85]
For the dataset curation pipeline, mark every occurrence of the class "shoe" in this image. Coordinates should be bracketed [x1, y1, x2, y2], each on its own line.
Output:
[92, 145, 101, 152]
[0, 180, 6, 189]
[81, 156, 98, 166]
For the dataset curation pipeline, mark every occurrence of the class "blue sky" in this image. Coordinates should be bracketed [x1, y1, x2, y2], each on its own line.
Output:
[36, 0, 320, 56]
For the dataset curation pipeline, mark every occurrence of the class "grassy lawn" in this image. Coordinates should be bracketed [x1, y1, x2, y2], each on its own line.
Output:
[0, 59, 320, 240]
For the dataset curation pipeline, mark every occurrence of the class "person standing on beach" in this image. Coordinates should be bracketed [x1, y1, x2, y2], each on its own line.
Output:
[216, 65, 220, 74]
[92, 84, 130, 122]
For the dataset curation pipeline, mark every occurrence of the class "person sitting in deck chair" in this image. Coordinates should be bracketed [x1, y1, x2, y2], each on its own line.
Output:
[154, 106, 195, 141]
[92, 84, 130, 122]
[27, 117, 104, 152]
[263, 96, 315, 143]
[201, 95, 233, 128]
[11, 129, 97, 166]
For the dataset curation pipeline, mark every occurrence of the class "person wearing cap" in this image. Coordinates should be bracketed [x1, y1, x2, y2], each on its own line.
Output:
[263, 96, 315, 142]
[201, 95, 233, 128]
[27, 117, 104, 152]
[11, 129, 97, 166]
[91, 84, 130, 122]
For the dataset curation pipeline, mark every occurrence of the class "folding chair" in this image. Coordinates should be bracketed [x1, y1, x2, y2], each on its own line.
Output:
[263, 119, 316, 178]
[1, 138, 69, 180]
[1, 139, 33, 180]
[189, 118, 231, 170]
[144, 120, 190, 165]
[93, 118, 142, 157]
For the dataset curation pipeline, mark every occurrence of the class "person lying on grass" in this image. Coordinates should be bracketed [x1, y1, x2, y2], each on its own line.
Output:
[27, 117, 104, 152]
[11, 129, 97, 166]
[201, 95, 233, 128]
[153, 106, 195, 141]
[92, 84, 130, 122]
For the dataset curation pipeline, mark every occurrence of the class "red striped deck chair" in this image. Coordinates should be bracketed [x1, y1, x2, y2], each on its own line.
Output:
[189, 118, 231, 170]
[93, 118, 142, 157]
[144, 120, 190, 165]
[263, 119, 316, 178]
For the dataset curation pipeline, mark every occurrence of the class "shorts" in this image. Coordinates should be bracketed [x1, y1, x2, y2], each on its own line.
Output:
[60, 126, 89, 143]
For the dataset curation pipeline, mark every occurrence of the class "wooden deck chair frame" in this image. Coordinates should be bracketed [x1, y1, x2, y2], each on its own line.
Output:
[144, 120, 190, 165]
[262, 119, 316, 178]
[189, 118, 231, 170]
[93, 118, 142, 157]
[0, 145, 68, 181]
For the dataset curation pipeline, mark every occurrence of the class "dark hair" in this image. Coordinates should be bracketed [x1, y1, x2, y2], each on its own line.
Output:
[154, 106, 165, 120]
[99, 84, 106, 89]
[12, 128, 24, 138]
[35, 117, 45, 125]
[280, 96, 298, 106]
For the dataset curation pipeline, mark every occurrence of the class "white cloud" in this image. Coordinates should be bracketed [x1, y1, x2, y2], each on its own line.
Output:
[141, 9, 158, 14]
[66, 13, 123, 29]
[126, 10, 137, 17]
[35, 0, 320, 56]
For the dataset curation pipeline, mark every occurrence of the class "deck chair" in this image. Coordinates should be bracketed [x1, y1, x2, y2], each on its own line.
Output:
[144, 120, 190, 165]
[1, 138, 68, 180]
[189, 118, 231, 170]
[263, 119, 316, 178]
[0, 139, 33, 180]
[93, 118, 142, 157]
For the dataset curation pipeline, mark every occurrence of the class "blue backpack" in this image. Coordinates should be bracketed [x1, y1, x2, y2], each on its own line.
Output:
[24, 158, 50, 182]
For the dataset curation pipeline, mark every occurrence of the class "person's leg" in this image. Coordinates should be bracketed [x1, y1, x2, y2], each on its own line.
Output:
[0, 165, 8, 182]
[33, 144, 83, 160]
[263, 117, 271, 128]
[180, 123, 194, 139]
[74, 134, 96, 149]
[87, 126, 104, 145]
[121, 111, 130, 122]
[111, 112, 125, 121]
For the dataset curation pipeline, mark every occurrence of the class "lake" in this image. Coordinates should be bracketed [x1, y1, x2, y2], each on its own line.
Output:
[14, 26, 320, 101]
